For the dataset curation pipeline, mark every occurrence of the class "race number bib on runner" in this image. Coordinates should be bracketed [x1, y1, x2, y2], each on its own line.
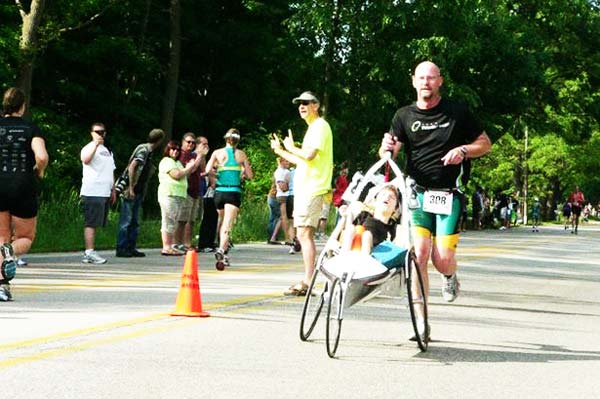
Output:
[422, 190, 453, 215]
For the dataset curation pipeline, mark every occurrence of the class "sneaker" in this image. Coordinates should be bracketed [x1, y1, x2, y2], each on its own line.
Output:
[171, 244, 188, 253]
[1, 243, 15, 263]
[288, 246, 297, 255]
[82, 250, 107, 265]
[215, 248, 230, 271]
[441, 273, 460, 302]
[131, 249, 146, 258]
[0, 283, 12, 302]
[17, 258, 28, 267]
[1, 244, 17, 281]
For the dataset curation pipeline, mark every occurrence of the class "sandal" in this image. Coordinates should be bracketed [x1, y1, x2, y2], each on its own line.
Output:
[284, 282, 308, 296]
[161, 249, 183, 256]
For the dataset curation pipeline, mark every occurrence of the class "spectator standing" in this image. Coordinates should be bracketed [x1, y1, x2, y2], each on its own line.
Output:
[332, 161, 350, 224]
[286, 167, 301, 254]
[114, 128, 165, 257]
[531, 197, 541, 232]
[0, 87, 49, 301]
[80, 122, 116, 264]
[315, 191, 332, 240]
[195, 136, 210, 229]
[274, 157, 292, 244]
[271, 91, 333, 296]
[196, 168, 218, 252]
[205, 128, 253, 270]
[266, 180, 281, 243]
[174, 132, 207, 250]
[379, 61, 491, 342]
[562, 201, 572, 230]
[497, 192, 510, 230]
[568, 185, 585, 234]
[471, 186, 484, 230]
[157, 140, 202, 255]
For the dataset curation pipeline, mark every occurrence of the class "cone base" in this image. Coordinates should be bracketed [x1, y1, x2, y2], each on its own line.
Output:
[171, 311, 210, 317]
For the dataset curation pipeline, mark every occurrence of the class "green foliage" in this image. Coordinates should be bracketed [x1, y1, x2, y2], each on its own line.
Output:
[33, 189, 162, 253]
[1, 0, 600, 255]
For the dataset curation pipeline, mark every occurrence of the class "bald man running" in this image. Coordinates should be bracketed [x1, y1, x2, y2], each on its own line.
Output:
[379, 61, 492, 341]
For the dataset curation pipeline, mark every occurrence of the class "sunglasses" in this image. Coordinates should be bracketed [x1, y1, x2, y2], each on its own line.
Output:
[171, 147, 181, 151]
[92, 129, 106, 134]
[184, 140, 195, 144]
[298, 100, 313, 106]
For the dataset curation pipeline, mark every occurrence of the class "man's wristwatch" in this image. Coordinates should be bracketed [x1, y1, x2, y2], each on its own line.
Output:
[460, 146, 468, 156]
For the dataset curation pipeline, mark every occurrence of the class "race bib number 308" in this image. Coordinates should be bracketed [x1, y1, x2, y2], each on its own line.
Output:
[422, 190, 453, 215]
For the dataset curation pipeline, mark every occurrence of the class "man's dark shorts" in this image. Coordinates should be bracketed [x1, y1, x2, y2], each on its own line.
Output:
[572, 205, 582, 216]
[214, 191, 241, 210]
[81, 196, 110, 228]
[0, 178, 39, 219]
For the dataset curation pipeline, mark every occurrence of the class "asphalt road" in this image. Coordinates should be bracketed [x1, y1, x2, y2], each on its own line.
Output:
[1, 223, 600, 399]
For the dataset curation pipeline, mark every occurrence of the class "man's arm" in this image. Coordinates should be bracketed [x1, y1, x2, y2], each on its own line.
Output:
[270, 132, 317, 165]
[378, 132, 402, 159]
[80, 141, 100, 165]
[441, 132, 492, 166]
[127, 159, 140, 197]
[32, 137, 49, 178]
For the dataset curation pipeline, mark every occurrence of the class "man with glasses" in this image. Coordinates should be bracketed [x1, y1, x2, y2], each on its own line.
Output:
[270, 91, 333, 296]
[80, 122, 116, 264]
[379, 61, 491, 341]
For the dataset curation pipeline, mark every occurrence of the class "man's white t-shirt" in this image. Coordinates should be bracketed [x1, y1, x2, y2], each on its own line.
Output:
[274, 166, 290, 197]
[80, 143, 116, 197]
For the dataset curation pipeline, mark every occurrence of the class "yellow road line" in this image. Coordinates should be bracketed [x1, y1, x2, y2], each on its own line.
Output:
[0, 317, 198, 368]
[0, 291, 287, 363]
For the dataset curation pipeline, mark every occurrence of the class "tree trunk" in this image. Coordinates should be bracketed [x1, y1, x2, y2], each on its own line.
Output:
[124, 0, 152, 104]
[160, 0, 181, 141]
[322, 0, 342, 117]
[16, 0, 47, 111]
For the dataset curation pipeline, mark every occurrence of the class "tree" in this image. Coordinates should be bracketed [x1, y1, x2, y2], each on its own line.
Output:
[15, 0, 46, 108]
[160, 0, 181, 140]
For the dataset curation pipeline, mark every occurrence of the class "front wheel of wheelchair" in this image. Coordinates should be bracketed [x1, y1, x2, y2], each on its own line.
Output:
[326, 277, 343, 358]
[299, 268, 327, 341]
[406, 249, 429, 351]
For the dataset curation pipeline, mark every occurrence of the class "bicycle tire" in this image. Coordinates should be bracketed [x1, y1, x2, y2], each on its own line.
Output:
[407, 248, 429, 351]
[299, 268, 326, 341]
[326, 277, 343, 358]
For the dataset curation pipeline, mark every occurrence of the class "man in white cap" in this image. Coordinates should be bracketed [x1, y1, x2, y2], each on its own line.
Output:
[270, 91, 333, 296]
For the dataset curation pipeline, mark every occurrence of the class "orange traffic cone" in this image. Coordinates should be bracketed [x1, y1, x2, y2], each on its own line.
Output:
[171, 249, 210, 317]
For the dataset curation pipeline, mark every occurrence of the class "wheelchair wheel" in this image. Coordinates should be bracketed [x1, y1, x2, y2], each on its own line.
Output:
[299, 267, 327, 341]
[406, 249, 429, 351]
[326, 277, 343, 358]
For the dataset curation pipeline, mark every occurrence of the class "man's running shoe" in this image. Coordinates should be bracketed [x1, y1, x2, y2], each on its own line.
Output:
[1, 243, 17, 281]
[214, 248, 229, 271]
[17, 258, 28, 267]
[1, 243, 15, 263]
[0, 283, 12, 302]
[441, 273, 460, 302]
[82, 250, 107, 265]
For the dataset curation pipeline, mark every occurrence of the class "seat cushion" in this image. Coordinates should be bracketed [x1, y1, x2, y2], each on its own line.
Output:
[371, 241, 407, 269]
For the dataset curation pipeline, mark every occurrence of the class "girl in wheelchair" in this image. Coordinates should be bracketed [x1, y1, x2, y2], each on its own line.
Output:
[339, 184, 401, 255]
